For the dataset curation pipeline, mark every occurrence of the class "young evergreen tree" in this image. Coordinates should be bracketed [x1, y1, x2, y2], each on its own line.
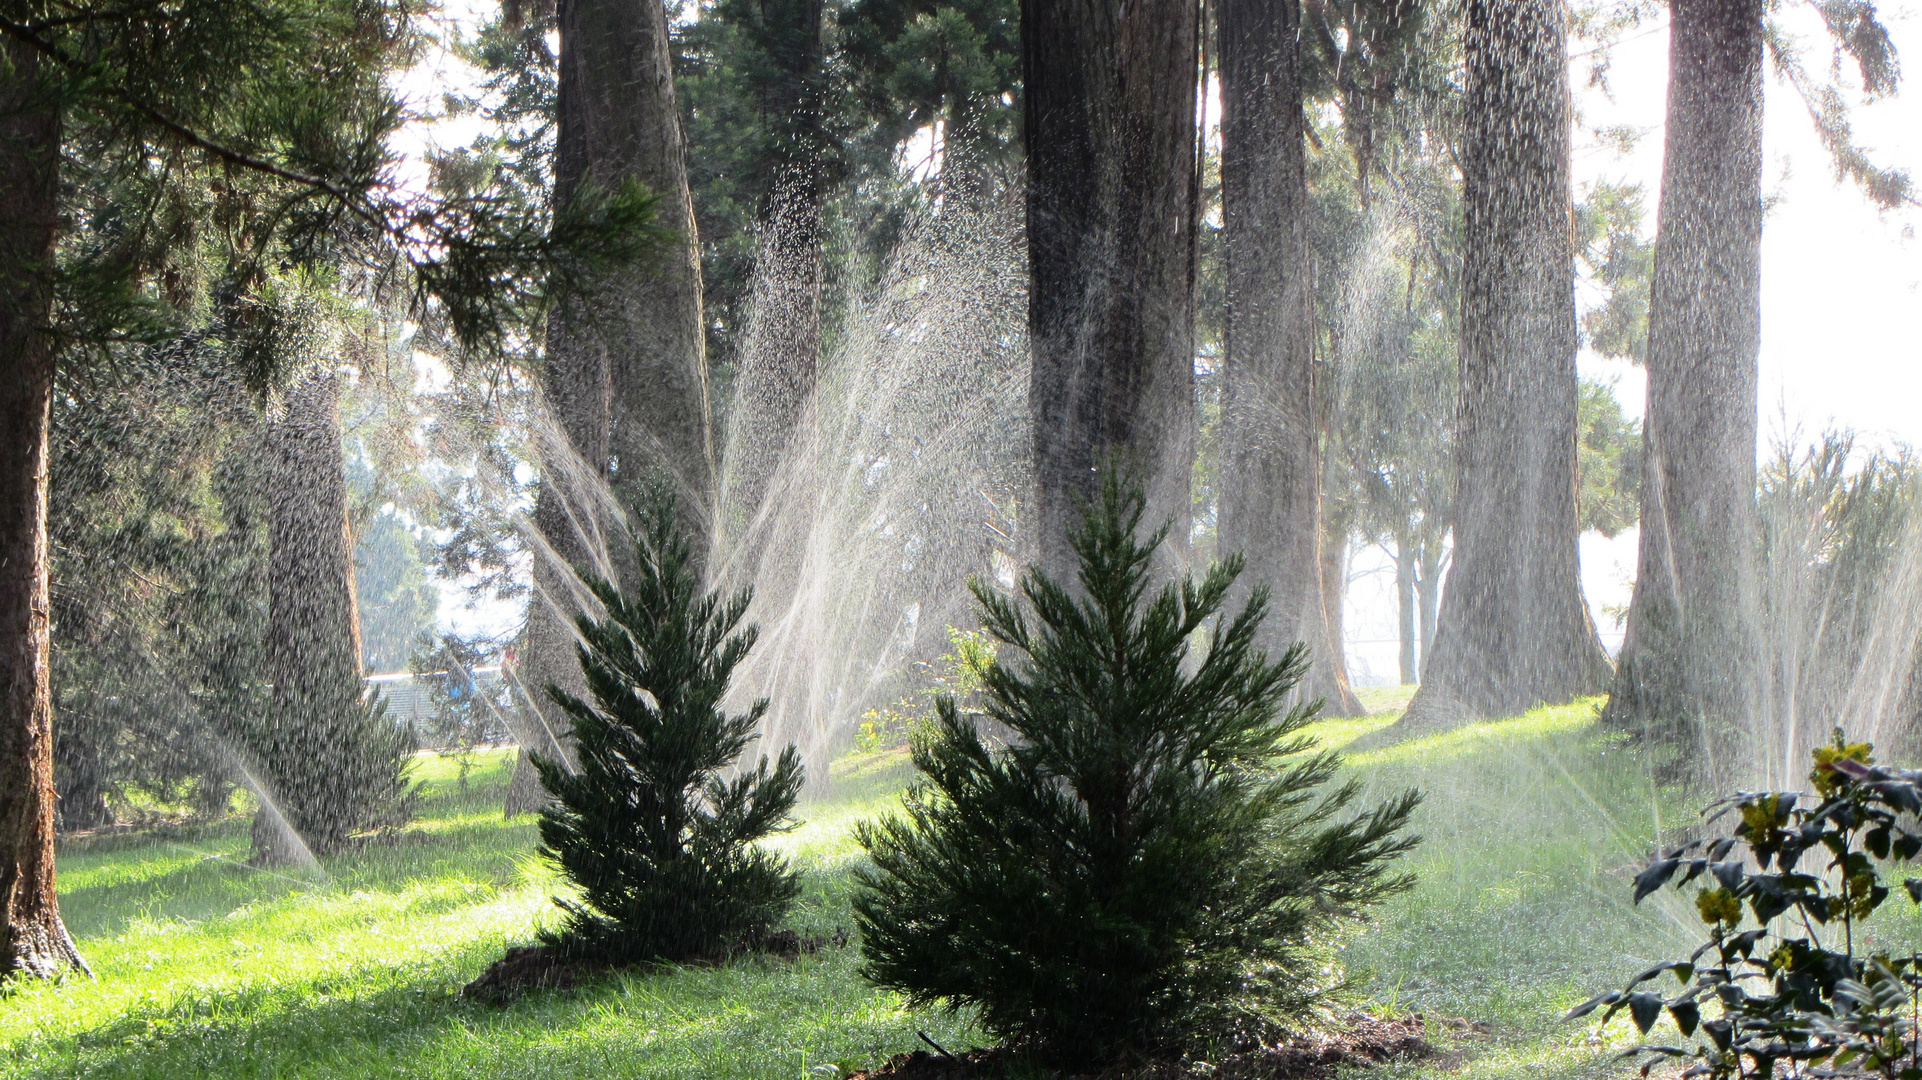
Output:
[854, 478, 1422, 1065]
[533, 494, 803, 963]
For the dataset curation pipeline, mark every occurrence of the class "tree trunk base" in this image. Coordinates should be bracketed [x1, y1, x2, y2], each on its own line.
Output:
[503, 750, 551, 817]
[1304, 660, 1366, 718]
[0, 912, 89, 980]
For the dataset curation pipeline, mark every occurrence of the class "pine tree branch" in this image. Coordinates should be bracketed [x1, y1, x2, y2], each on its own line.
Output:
[0, 17, 383, 222]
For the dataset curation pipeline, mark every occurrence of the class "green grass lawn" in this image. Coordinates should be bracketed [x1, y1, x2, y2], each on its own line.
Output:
[10, 696, 1922, 1079]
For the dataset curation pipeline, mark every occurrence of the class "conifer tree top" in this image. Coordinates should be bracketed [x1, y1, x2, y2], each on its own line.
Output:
[533, 493, 802, 964]
[856, 474, 1421, 1064]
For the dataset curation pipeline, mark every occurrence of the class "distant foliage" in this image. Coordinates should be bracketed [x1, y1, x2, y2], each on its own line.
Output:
[1575, 181, 1653, 363]
[354, 506, 438, 675]
[1757, 434, 1922, 769]
[1576, 377, 1642, 538]
[1577, 732, 1922, 1079]
[410, 634, 515, 787]
[854, 627, 996, 752]
[854, 478, 1422, 1065]
[534, 495, 804, 963]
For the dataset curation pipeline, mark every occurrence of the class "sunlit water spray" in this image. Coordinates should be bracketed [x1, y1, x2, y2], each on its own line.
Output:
[705, 191, 1030, 774]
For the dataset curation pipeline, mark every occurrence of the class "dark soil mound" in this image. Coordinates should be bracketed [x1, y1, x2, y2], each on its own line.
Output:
[848, 1013, 1437, 1080]
[462, 928, 851, 1003]
[462, 946, 605, 1002]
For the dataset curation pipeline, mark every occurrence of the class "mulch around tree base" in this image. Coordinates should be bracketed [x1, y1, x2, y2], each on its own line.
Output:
[848, 1013, 1441, 1080]
[462, 928, 850, 1003]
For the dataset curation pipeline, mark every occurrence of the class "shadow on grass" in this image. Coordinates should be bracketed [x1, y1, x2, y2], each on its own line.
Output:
[15, 942, 973, 1080]
[56, 813, 541, 940]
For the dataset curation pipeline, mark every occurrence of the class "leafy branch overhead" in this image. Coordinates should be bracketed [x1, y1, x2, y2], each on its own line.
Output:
[0, 2, 666, 370]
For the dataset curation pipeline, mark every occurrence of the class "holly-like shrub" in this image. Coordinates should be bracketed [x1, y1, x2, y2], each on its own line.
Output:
[1576, 731, 1922, 1078]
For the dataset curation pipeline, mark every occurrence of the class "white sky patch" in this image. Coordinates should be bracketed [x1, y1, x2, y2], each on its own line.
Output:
[412, 349, 455, 395]
[1570, 5, 1922, 452]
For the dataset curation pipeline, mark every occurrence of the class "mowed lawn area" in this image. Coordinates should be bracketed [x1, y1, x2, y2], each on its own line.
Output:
[10, 691, 1922, 1079]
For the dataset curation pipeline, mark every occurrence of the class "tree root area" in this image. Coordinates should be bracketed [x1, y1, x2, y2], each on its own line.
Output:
[461, 928, 852, 1003]
[850, 1013, 1439, 1079]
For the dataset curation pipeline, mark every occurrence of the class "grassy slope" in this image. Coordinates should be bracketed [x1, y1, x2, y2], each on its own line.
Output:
[8, 697, 1922, 1079]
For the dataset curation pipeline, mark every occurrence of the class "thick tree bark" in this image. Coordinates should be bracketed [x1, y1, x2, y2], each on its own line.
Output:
[1393, 0, 1609, 731]
[1023, 0, 1200, 576]
[256, 369, 367, 862]
[1603, 0, 1763, 771]
[510, 0, 715, 813]
[0, 41, 85, 979]
[566, 0, 716, 528]
[1217, 0, 1362, 714]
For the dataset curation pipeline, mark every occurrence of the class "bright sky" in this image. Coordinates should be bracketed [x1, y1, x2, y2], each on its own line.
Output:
[1571, 3, 1922, 447]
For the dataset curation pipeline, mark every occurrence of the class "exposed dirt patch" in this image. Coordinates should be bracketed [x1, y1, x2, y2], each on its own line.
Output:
[846, 1013, 1437, 1080]
[462, 928, 852, 1003]
[462, 945, 602, 1002]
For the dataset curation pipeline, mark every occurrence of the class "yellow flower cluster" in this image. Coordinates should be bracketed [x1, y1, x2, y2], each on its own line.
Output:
[1811, 739, 1874, 796]
[1696, 886, 1743, 927]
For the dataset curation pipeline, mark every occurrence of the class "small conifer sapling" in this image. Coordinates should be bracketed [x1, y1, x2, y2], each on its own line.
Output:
[855, 477, 1422, 1064]
[534, 495, 803, 962]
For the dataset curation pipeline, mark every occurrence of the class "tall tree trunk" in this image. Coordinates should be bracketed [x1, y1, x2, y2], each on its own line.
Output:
[1603, 0, 1763, 774]
[1417, 530, 1442, 679]
[583, 0, 716, 534]
[0, 40, 85, 979]
[256, 369, 366, 862]
[510, 0, 715, 813]
[1023, 0, 1200, 576]
[1217, 0, 1362, 714]
[1396, 535, 1418, 685]
[1393, 0, 1609, 732]
[1320, 521, 1352, 691]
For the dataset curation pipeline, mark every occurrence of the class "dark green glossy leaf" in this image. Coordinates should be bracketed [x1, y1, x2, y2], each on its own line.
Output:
[1634, 859, 1681, 904]
[1627, 992, 1662, 1035]
[1868, 826, 1892, 859]
[1668, 999, 1700, 1037]
[1894, 832, 1922, 861]
[1567, 991, 1622, 1021]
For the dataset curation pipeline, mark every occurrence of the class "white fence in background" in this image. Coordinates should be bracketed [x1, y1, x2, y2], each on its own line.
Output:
[363, 666, 510, 726]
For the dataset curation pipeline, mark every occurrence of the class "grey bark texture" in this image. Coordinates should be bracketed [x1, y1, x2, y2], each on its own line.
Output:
[1217, 0, 1363, 715]
[0, 39, 87, 979]
[1022, 0, 1200, 576]
[1603, 0, 1763, 772]
[1393, 0, 1610, 732]
[1397, 536, 1418, 685]
[510, 0, 714, 814]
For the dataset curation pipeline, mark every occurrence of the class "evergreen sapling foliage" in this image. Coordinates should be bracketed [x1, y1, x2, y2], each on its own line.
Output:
[534, 496, 803, 962]
[854, 477, 1423, 1064]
